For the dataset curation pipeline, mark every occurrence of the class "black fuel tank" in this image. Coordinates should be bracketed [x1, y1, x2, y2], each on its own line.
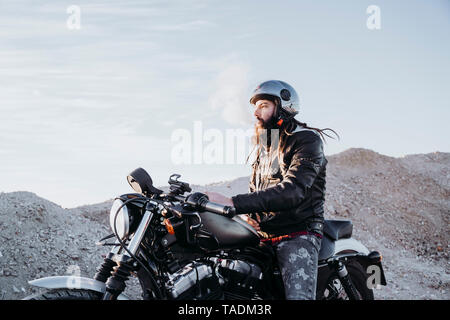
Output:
[197, 212, 260, 250]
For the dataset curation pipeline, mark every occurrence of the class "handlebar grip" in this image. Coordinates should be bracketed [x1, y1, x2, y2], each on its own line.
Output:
[202, 201, 236, 218]
[223, 205, 236, 217]
[184, 192, 236, 218]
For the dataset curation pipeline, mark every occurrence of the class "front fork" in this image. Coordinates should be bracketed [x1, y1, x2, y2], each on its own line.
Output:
[95, 210, 154, 300]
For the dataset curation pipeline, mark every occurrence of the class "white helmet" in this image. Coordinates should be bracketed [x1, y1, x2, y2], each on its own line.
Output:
[250, 80, 300, 116]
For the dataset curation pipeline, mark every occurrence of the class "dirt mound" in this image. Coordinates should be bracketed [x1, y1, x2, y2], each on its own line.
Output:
[71, 200, 114, 226]
[325, 149, 449, 260]
[324, 149, 449, 299]
[329, 148, 398, 171]
[0, 192, 140, 300]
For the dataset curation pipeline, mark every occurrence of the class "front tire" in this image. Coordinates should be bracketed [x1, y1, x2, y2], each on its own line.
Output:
[316, 260, 374, 300]
[24, 289, 102, 300]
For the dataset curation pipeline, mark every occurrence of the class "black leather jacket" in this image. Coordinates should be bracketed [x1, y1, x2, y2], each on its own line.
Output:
[231, 126, 328, 236]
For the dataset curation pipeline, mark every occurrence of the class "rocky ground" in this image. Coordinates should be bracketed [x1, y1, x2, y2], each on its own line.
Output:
[0, 148, 448, 300]
[0, 192, 141, 300]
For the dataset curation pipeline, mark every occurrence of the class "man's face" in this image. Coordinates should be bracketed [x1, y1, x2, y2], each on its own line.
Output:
[253, 99, 276, 129]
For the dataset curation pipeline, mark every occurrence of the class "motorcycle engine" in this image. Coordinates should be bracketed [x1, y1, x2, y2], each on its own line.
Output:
[164, 258, 266, 300]
[165, 261, 223, 300]
[210, 257, 265, 300]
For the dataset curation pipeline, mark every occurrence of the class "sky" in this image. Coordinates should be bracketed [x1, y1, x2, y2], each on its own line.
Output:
[1, 0, 449, 208]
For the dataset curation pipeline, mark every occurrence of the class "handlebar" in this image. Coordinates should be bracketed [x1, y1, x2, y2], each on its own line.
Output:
[202, 201, 236, 218]
[174, 192, 236, 218]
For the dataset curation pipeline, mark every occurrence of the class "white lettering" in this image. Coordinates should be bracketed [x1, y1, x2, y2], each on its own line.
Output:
[66, 5, 81, 30]
[203, 128, 224, 165]
[170, 121, 256, 165]
[222, 304, 272, 315]
[65, 265, 81, 289]
[171, 129, 191, 165]
[366, 265, 381, 289]
[178, 304, 212, 317]
[366, 5, 381, 30]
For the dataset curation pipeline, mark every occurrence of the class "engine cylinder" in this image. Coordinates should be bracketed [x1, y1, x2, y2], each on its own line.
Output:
[165, 262, 222, 299]
[210, 257, 265, 300]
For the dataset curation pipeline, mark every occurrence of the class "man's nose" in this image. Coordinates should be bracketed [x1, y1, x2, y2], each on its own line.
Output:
[254, 108, 260, 118]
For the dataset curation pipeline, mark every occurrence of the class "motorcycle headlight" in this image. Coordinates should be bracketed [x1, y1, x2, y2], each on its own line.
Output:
[109, 199, 130, 239]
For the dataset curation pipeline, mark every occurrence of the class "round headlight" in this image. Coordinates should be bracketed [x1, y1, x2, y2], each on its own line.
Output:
[109, 199, 130, 239]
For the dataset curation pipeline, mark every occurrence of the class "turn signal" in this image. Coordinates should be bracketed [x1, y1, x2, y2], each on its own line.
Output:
[368, 251, 382, 263]
[164, 219, 175, 235]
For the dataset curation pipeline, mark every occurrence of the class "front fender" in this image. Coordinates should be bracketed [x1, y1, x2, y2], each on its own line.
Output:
[27, 276, 131, 300]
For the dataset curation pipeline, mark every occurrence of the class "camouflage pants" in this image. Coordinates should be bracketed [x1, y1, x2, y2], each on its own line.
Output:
[274, 234, 322, 300]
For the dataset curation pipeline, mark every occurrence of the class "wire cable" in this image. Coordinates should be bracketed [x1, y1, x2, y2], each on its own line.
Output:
[112, 197, 165, 299]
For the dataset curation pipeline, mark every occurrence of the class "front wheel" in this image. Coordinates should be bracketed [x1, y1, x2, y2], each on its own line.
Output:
[23, 289, 102, 300]
[316, 260, 374, 300]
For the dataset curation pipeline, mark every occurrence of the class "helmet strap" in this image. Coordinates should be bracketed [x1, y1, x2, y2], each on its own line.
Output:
[272, 99, 284, 127]
[275, 103, 297, 127]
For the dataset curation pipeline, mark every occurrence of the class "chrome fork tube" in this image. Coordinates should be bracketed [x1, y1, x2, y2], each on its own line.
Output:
[125, 210, 153, 256]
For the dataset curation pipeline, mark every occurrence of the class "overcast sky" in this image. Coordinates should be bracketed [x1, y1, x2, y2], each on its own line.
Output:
[1, 0, 449, 207]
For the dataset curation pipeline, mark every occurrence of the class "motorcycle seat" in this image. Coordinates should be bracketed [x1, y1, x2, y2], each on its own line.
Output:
[323, 220, 353, 241]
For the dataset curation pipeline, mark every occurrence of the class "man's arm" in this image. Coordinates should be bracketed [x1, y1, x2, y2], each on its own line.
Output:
[231, 131, 324, 215]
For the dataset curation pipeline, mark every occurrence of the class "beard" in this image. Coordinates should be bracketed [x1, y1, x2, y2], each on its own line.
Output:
[254, 116, 279, 150]
[255, 115, 277, 130]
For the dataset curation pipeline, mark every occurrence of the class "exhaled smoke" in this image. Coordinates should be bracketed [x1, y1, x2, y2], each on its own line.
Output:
[209, 63, 253, 126]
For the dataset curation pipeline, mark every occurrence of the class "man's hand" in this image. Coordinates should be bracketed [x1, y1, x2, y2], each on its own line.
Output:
[238, 214, 261, 232]
[204, 191, 234, 207]
[204, 192, 261, 231]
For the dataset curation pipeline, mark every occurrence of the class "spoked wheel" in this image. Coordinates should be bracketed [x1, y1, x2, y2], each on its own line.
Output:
[23, 289, 102, 300]
[316, 260, 374, 300]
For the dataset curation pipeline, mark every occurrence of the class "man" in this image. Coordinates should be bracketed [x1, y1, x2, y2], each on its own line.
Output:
[206, 80, 337, 300]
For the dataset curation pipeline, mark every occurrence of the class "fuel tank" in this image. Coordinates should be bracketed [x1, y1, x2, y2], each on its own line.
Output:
[196, 212, 260, 250]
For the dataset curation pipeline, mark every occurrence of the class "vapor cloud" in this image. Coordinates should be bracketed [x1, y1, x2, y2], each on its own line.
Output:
[209, 62, 254, 126]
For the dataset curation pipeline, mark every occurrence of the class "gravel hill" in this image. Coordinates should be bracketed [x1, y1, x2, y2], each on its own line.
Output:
[0, 148, 448, 300]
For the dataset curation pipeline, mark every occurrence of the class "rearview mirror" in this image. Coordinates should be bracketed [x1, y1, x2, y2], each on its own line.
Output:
[127, 167, 163, 196]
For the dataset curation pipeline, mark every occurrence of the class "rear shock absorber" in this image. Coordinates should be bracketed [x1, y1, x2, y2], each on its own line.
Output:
[331, 260, 361, 300]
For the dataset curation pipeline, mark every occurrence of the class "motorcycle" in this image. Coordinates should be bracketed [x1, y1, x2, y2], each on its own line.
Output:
[25, 168, 386, 300]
